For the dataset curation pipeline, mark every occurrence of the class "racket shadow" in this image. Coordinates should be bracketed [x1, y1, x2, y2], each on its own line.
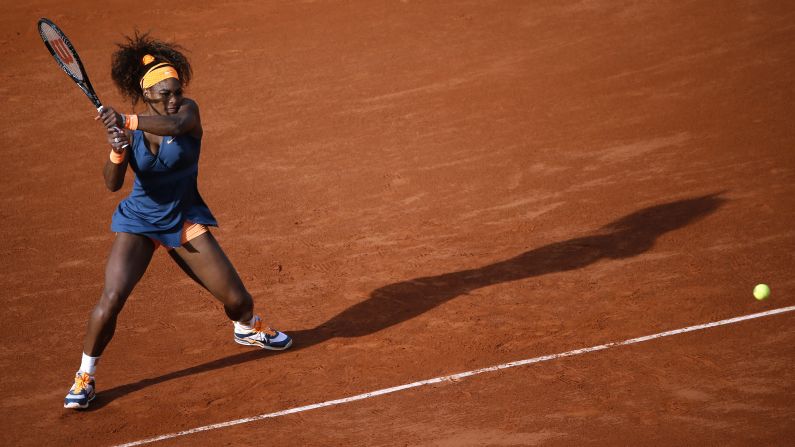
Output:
[91, 192, 726, 409]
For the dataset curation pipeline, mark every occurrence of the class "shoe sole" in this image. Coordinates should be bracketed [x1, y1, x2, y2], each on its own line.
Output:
[64, 393, 96, 410]
[234, 337, 293, 350]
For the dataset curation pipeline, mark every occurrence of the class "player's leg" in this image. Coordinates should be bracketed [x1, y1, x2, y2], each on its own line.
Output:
[169, 230, 292, 350]
[65, 233, 155, 409]
[168, 248, 209, 291]
[84, 233, 155, 355]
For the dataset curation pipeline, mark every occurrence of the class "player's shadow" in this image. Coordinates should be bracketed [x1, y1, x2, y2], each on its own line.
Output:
[91, 192, 725, 409]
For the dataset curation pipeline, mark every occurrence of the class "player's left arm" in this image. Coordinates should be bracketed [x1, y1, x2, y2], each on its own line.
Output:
[97, 98, 202, 138]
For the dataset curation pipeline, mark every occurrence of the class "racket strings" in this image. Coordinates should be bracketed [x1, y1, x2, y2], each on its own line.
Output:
[39, 23, 84, 81]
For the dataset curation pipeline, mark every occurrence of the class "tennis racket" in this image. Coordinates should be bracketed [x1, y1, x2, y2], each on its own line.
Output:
[37, 18, 128, 148]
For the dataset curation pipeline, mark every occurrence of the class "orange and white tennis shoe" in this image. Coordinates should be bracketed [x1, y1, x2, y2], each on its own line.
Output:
[64, 372, 95, 409]
[234, 316, 292, 350]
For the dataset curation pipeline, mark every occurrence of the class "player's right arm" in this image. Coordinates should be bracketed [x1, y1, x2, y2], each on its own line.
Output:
[97, 99, 202, 139]
[103, 127, 130, 192]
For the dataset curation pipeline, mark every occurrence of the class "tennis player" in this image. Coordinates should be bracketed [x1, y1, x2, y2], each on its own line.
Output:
[64, 33, 292, 410]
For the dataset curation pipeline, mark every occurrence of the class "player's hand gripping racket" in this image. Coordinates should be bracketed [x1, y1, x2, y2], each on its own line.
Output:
[37, 18, 128, 149]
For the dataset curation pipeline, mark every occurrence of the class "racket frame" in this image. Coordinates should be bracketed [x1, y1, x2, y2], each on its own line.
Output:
[37, 18, 127, 148]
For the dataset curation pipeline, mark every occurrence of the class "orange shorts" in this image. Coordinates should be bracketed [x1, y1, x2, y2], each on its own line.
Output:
[151, 221, 209, 250]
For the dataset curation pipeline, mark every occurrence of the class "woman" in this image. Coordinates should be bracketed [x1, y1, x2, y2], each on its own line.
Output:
[64, 33, 292, 410]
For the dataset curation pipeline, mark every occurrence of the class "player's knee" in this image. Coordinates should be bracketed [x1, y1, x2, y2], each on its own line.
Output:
[97, 288, 127, 317]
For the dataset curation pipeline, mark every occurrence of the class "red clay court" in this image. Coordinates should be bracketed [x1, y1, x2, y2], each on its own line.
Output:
[1, 1, 794, 445]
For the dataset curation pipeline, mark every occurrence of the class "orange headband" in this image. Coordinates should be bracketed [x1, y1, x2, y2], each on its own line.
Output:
[140, 61, 179, 90]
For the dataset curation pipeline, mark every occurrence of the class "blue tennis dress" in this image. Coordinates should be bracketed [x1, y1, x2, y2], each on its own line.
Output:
[111, 130, 217, 247]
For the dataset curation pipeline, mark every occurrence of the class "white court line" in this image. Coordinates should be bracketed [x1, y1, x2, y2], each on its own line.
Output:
[114, 305, 795, 447]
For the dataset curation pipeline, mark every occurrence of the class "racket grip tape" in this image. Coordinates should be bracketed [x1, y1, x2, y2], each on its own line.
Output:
[98, 106, 130, 149]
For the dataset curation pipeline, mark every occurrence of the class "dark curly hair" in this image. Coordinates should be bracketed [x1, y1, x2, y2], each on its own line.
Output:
[110, 31, 192, 106]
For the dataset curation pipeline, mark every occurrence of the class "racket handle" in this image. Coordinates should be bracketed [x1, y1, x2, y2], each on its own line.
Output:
[97, 105, 130, 149]
[112, 126, 129, 149]
[114, 127, 130, 149]
[103, 106, 129, 148]
[97, 106, 123, 130]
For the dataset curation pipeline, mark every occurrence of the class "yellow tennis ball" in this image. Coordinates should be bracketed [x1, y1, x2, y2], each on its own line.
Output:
[753, 284, 770, 300]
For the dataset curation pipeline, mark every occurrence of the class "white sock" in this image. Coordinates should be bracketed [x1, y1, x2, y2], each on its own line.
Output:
[234, 316, 258, 331]
[79, 353, 99, 376]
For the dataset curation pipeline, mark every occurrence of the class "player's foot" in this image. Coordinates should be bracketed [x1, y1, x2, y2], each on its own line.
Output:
[64, 372, 96, 409]
[234, 315, 292, 350]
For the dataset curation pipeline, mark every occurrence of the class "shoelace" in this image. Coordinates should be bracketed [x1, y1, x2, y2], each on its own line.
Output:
[252, 318, 277, 337]
[73, 372, 91, 393]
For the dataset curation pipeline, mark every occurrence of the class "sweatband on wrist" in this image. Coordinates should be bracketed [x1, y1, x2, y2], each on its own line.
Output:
[109, 148, 127, 164]
[124, 114, 138, 130]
